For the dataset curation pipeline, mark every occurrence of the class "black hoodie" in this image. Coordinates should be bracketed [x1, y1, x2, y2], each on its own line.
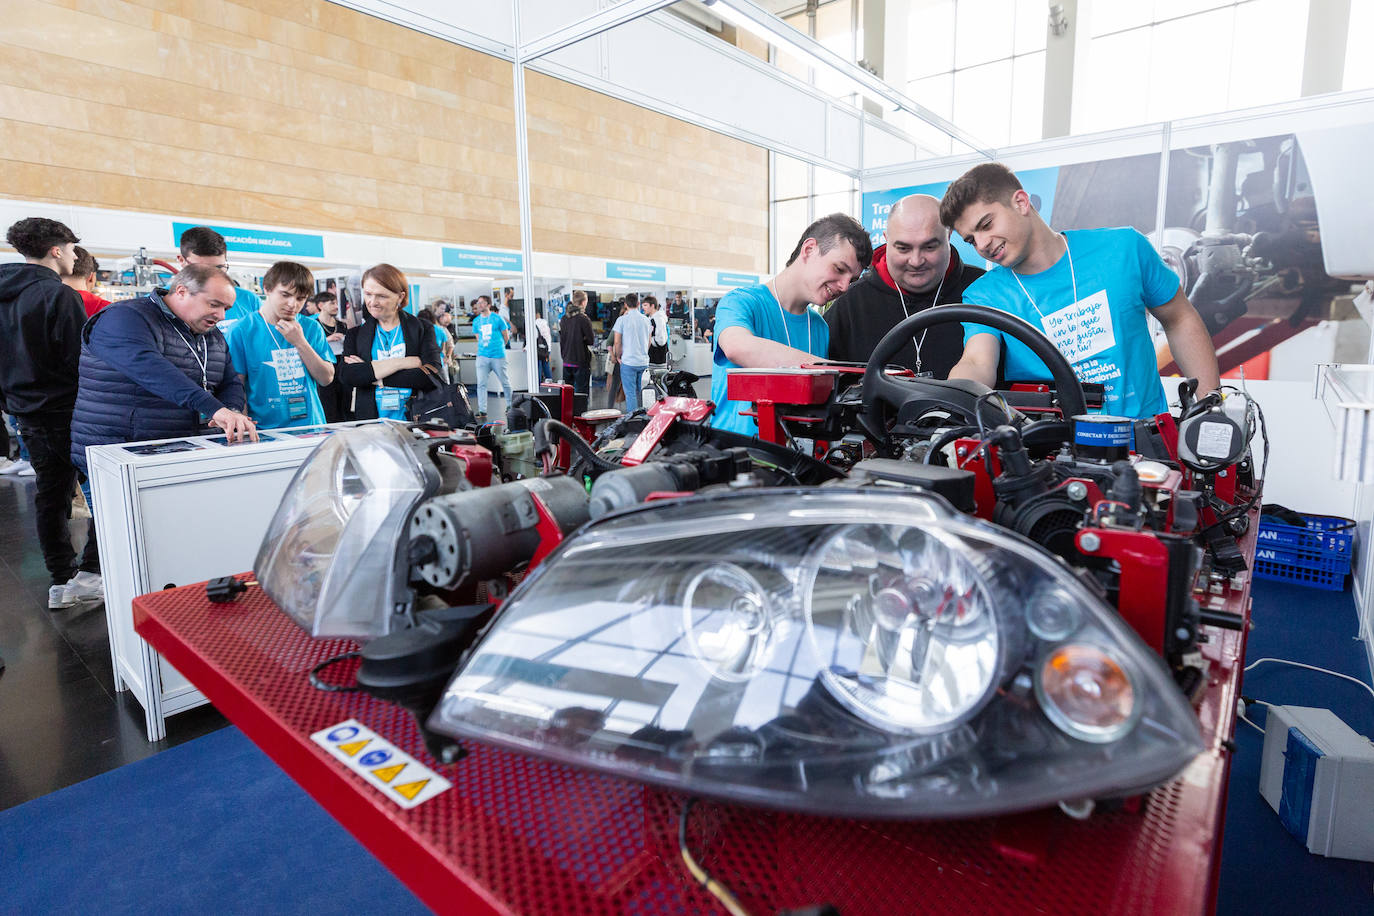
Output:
[824, 245, 983, 378]
[0, 263, 86, 417]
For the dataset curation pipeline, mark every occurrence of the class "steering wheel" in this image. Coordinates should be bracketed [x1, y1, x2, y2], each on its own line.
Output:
[857, 303, 1088, 443]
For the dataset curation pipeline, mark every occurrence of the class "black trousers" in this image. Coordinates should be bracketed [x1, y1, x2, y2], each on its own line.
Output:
[561, 363, 590, 395]
[18, 415, 99, 586]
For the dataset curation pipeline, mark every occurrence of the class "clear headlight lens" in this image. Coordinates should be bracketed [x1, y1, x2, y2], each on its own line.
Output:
[428, 488, 1203, 819]
[255, 421, 432, 638]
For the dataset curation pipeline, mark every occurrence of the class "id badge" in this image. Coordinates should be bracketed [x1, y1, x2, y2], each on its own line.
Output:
[378, 387, 404, 411]
[286, 396, 308, 420]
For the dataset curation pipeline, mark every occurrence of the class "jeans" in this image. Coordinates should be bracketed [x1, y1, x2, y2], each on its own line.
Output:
[6, 414, 28, 461]
[620, 364, 648, 413]
[562, 363, 590, 395]
[17, 416, 99, 586]
[538, 359, 552, 385]
[475, 355, 511, 416]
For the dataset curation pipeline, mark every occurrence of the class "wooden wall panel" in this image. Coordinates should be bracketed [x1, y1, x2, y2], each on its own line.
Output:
[0, 0, 767, 270]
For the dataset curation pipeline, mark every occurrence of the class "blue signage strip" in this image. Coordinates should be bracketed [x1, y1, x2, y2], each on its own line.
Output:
[716, 271, 758, 287]
[171, 222, 325, 259]
[441, 247, 523, 272]
[606, 261, 666, 283]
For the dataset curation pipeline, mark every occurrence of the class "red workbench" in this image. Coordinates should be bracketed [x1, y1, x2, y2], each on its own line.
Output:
[135, 575, 1249, 916]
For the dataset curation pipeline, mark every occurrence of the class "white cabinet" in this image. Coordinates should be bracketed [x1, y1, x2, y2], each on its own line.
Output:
[87, 422, 377, 740]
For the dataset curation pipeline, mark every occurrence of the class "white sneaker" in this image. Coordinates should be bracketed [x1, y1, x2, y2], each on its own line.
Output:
[0, 459, 32, 476]
[49, 584, 77, 610]
[63, 571, 103, 603]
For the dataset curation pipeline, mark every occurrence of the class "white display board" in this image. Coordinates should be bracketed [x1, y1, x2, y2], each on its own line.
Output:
[88, 422, 378, 741]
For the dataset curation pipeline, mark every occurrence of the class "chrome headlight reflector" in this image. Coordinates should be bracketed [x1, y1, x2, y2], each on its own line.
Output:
[428, 488, 1203, 818]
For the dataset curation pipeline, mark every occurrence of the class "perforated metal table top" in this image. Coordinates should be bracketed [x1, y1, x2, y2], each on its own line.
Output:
[135, 580, 1247, 916]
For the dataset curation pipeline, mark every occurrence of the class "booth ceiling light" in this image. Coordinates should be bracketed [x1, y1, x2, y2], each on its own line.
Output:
[701, 0, 990, 157]
[429, 273, 494, 282]
[580, 282, 630, 290]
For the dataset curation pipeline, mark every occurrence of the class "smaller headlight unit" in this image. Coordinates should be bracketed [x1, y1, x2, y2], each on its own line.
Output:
[428, 488, 1204, 819]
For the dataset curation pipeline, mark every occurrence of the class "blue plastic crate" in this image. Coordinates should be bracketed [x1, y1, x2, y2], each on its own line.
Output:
[1254, 514, 1354, 591]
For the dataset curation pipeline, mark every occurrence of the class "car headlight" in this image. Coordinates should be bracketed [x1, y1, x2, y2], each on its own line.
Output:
[427, 488, 1204, 819]
[255, 421, 435, 638]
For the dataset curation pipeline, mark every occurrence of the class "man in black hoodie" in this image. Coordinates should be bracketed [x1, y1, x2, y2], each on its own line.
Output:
[0, 217, 101, 610]
[825, 194, 983, 378]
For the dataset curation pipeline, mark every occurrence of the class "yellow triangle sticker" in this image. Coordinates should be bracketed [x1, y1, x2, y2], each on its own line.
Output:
[393, 778, 430, 801]
[336, 739, 370, 757]
[371, 763, 406, 783]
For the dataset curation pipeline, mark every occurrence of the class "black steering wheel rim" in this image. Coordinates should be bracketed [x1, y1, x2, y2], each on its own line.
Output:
[858, 302, 1088, 441]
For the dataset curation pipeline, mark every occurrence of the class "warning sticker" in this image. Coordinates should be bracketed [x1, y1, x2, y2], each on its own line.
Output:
[311, 719, 452, 809]
[1196, 420, 1235, 459]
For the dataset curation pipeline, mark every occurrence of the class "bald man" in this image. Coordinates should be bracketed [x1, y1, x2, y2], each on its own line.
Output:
[825, 194, 983, 377]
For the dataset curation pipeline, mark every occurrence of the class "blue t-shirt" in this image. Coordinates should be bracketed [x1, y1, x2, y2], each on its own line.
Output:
[613, 310, 652, 369]
[472, 313, 509, 359]
[433, 324, 450, 347]
[228, 311, 336, 430]
[708, 283, 829, 436]
[961, 227, 1177, 419]
[371, 324, 412, 420]
[218, 286, 261, 340]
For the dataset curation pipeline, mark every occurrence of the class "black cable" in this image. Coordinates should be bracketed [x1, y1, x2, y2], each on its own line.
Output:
[678, 798, 749, 916]
[972, 391, 1013, 441]
[309, 651, 362, 693]
[922, 425, 977, 465]
[541, 418, 621, 475]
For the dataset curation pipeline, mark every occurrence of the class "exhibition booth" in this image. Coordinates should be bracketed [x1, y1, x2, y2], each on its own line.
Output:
[2, 1, 1373, 913]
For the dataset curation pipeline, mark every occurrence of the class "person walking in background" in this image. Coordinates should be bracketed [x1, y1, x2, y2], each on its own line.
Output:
[613, 295, 652, 413]
[0, 218, 102, 609]
[533, 303, 553, 384]
[559, 290, 594, 395]
[417, 307, 453, 383]
[603, 297, 633, 409]
[471, 294, 511, 420]
[60, 247, 110, 319]
[644, 295, 669, 365]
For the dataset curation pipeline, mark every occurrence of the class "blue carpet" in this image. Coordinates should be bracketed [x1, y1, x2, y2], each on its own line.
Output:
[1217, 579, 1374, 915]
[0, 726, 429, 915]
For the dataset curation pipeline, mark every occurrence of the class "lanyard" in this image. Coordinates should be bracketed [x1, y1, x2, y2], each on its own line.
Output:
[766, 281, 812, 355]
[377, 323, 403, 354]
[167, 316, 209, 390]
[895, 268, 946, 374]
[1011, 233, 1079, 321]
[258, 311, 288, 350]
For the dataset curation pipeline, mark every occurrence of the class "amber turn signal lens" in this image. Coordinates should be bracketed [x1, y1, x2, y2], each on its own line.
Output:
[1036, 644, 1137, 743]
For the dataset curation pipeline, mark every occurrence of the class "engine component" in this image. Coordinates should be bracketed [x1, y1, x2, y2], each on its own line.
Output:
[1177, 392, 1250, 473]
[843, 458, 977, 513]
[1071, 415, 1134, 463]
[409, 476, 589, 589]
[588, 447, 753, 518]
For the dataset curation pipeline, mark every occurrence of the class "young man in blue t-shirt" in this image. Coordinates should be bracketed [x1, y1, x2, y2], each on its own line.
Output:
[709, 213, 873, 435]
[940, 162, 1219, 419]
[228, 261, 336, 429]
[471, 294, 512, 419]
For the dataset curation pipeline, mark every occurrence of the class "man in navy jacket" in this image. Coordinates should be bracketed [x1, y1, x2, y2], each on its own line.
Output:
[71, 264, 257, 471]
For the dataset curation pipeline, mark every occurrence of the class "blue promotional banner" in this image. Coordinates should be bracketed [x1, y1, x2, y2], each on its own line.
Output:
[716, 271, 759, 287]
[860, 166, 1060, 269]
[606, 261, 666, 282]
[441, 247, 522, 272]
[171, 222, 325, 258]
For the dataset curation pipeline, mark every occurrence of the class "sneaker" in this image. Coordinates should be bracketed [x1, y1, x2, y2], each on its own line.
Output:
[0, 459, 32, 477]
[48, 585, 77, 610]
[64, 571, 103, 603]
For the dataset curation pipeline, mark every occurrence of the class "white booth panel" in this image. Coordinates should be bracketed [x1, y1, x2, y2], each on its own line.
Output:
[1298, 123, 1374, 278]
[90, 424, 377, 741]
[328, 0, 515, 58]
